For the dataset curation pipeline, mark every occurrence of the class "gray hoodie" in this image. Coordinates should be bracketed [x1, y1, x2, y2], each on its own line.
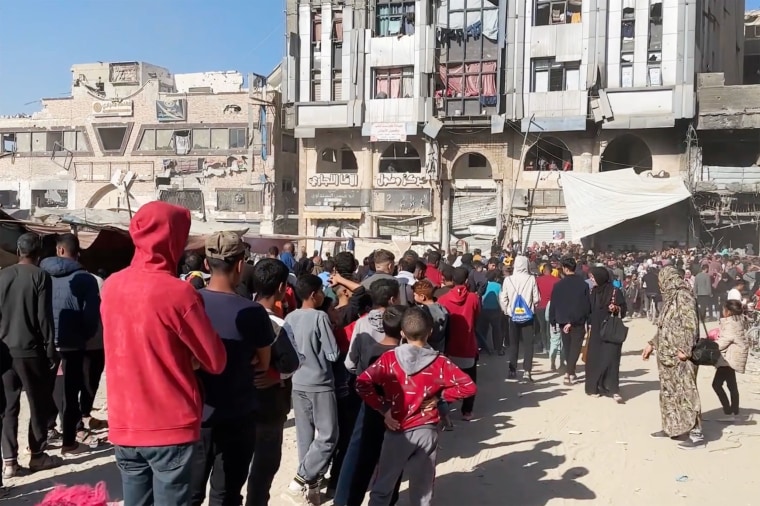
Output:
[394, 343, 439, 375]
[499, 255, 540, 318]
[345, 309, 385, 374]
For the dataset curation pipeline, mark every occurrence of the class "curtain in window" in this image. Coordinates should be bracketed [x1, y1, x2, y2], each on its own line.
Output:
[333, 14, 343, 42]
[377, 5, 390, 36]
[313, 14, 322, 42]
[390, 75, 401, 98]
[376, 73, 391, 97]
[442, 61, 497, 97]
[402, 74, 414, 97]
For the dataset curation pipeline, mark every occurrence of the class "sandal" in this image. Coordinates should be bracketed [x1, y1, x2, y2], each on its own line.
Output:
[613, 394, 625, 404]
[28, 453, 62, 473]
[563, 375, 572, 386]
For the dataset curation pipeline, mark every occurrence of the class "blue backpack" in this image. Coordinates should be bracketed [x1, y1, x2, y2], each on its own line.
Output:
[509, 279, 534, 323]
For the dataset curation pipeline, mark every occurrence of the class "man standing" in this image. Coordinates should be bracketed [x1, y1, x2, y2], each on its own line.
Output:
[499, 256, 540, 382]
[189, 232, 275, 505]
[535, 264, 559, 354]
[549, 257, 591, 386]
[694, 264, 713, 320]
[40, 233, 101, 455]
[0, 233, 61, 476]
[101, 202, 226, 506]
[362, 249, 411, 305]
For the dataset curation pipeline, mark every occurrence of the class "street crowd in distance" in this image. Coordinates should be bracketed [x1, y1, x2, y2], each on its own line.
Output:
[0, 200, 753, 506]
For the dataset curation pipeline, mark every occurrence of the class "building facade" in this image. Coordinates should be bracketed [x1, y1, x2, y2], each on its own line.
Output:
[0, 61, 296, 235]
[284, 0, 742, 253]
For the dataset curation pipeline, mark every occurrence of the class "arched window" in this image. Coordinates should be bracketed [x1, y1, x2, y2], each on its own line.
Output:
[453, 153, 492, 179]
[317, 145, 357, 173]
[379, 142, 421, 173]
[600, 134, 652, 173]
[320, 148, 338, 163]
[524, 137, 572, 171]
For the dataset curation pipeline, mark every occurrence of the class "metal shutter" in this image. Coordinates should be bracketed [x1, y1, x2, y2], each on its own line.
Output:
[451, 192, 498, 253]
[521, 219, 572, 245]
[594, 216, 656, 252]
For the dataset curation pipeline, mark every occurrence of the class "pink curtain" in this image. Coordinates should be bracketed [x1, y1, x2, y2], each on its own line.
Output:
[441, 61, 497, 97]
[389, 76, 401, 98]
[376, 75, 390, 97]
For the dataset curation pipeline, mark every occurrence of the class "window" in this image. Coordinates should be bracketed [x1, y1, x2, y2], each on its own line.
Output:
[173, 130, 190, 155]
[321, 148, 338, 163]
[32, 132, 47, 153]
[0, 191, 18, 208]
[193, 129, 211, 149]
[532, 60, 580, 92]
[1, 133, 16, 153]
[211, 129, 229, 150]
[341, 148, 357, 171]
[14, 132, 31, 153]
[534, 0, 581, 26]
[374, 67, 414, 99]
[649, 1, 663, 50]
[621, 64, 634, 88]
[229, 128, 247, 149]
[63, 131, 88, 152]
[379, 142, 421, 173]
[524, 138, 573, 172]
[31, 189, 68, 209]
[312, 70, 322, 101]
[378, 219, 419, 239]
[376, 1, 415, 37]
[96, 126, 128, 152]
[156, 130, 174, 150]
[281, 133, 297, 153]
[45, 132, 63, 152]
[312, 10, 322, 45]
[332, 11, 343, 42]
[332, 69, 343, 100]
[216, 189, 263, 213]
[159, 189, 204, 212]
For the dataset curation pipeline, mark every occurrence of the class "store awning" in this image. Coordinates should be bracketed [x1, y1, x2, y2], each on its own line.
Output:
[561, 168, 691, 239]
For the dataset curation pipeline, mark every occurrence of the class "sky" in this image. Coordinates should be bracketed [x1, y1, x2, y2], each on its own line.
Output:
[0, 0, 285, 114]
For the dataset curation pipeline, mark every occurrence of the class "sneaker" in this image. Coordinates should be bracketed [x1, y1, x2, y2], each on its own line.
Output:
[524, 372, 534, 383]
[462, 412, 473, 422]
[282, 486, 306, 505]
[678, 439, 706, 450]
[649, 430, 670, 439]
[47, 429, 62, 442]
[86, 417, 108, 431]
[2, 463, 19, 479]
[28, 453, 63, 473]
[61, 443, 89, 456]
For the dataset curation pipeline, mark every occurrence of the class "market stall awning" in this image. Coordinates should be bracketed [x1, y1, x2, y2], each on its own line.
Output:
[561, 169, 691, 239]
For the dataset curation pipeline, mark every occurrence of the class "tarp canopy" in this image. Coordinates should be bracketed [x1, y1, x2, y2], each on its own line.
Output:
[560, 168, 691, 239]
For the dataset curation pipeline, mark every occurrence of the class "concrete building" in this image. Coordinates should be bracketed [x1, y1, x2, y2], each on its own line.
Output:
[0, 61, 295, 235]
[284, 0, 743, 254]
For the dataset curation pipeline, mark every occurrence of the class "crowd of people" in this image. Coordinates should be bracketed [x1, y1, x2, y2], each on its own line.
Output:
[0, 200, 755, 505]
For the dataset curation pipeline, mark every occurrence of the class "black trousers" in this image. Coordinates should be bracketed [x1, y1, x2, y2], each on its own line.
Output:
[561, 325, 586, 376]
[81, 349, 105, 417]
[328, 390, 361, 491]
[2, 356, 54, 460]
[712, 366, 739, 415]
[697, 295, 712, 321]
[508, 319, 535, 372]
[190, 413, 257, 506]
[461, 362, 478, 414]
[60, 350, 85, 447]
[246, 384, 291, 506]
[535, 309, 549, 352]
[346, 407, 401, 506]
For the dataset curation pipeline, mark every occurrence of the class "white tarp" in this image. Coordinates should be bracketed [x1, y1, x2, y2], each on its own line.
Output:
[560, 168, 691, 239]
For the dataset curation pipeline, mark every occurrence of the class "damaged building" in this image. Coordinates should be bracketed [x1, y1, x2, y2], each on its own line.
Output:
[0, 61, 297, 235]
[283, 0, 743, 254]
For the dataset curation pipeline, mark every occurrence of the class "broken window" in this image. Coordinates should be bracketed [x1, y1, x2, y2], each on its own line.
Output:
[51, 142, 74, 171]
[138, 129, 156, 151]
[532, 59, 580, 92]
[31, 189, 68, 209]
[0, 191, 19, 208]
[281, 133, 297, 153]
[376, 1, 415, 37]
[1, 134, 16, 153]
[193, 128, 211, 149]
[46, 131, 63, 152]
[216, 189, 263, 213]
[96, 126, 128, 152]
[621, 5, 635, 52]
[173, 130, 191, 155]
[649, 1, 663, 51]
[321, 148, 338, 163]
[229, 128, 247, 149]
[374, 67, 414, 99]
[156, 130, 174, 150]
[210, 129, 229, 150]
[332, 11, 343, 42]
[534, 0, 581, 26]
[379, 143, 421, 173]
[341, 148, 357, 171]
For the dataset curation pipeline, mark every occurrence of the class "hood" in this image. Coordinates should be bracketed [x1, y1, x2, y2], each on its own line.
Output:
[40, 256, 84, 277]
[513, 255, 530, 274]
[394, 343, 439, 375]
[445, 285, 470, 305]
[366, 308, 385, 334]
[129, 201, 191, 273]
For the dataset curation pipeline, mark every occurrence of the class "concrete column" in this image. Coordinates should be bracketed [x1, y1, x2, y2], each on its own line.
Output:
[440, 180, 451, 250]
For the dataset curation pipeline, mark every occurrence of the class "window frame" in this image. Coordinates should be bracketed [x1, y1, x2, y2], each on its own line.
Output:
[376, 1, 415, 37]
[378, 142, 422, 173]
[93, 123, 133, 156]
[531, 59, 580, 92]
[0, 129, 91, 156]
[373, 67, 414, 99]
[131, 124, 249, 154]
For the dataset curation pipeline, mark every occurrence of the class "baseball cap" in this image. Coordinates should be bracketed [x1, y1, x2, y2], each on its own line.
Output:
[205, 231, 246, 260]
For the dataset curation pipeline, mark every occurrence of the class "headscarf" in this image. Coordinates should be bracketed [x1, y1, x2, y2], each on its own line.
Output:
[590, 266, 613, 310]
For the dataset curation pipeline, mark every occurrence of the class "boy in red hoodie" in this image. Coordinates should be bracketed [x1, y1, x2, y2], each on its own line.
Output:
[437, 267, 481, 420]
[356, 307, 476, 506]
[100, 202, 226, 506]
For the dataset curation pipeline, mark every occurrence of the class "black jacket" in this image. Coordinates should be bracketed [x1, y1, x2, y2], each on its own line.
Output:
[549, 274, 591, 326]
[0, 264, 56, 360]
[40, 257, 101, 350]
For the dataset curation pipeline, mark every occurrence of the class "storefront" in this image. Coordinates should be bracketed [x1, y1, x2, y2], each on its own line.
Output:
[304, 189, 368, 255]
[521, 218, 572, 246]
[371, 188, 433, 240]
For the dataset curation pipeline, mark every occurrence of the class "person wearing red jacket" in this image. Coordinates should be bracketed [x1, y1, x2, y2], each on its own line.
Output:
[424, 251, 444, 287]
[100, 201, 226, 506]
[356, 307, 476, 506]
[437, 267, 481, 420]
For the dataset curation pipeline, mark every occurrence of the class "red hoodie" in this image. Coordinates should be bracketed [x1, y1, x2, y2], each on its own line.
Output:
[438, 285, 480, 359]
[101, 202, 226, 447]
[425, 265, 443, 287]
[356, 344, 477, 431]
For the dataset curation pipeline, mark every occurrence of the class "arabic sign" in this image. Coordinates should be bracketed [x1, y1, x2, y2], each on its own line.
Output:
[305, 189, 371, 208]
[369, 122, 407, 142]
[371, 189, 432, 214]
[92, 100, 133, 117]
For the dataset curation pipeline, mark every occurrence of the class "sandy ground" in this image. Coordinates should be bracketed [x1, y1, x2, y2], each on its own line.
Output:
[3, 318, 760, 506]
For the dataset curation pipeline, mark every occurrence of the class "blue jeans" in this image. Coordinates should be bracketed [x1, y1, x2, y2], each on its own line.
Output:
[115, 443, 195, 506]
[333, 403, 365, 506]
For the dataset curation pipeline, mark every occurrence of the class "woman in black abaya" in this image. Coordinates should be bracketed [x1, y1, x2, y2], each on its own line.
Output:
[585, 267, 627, 403]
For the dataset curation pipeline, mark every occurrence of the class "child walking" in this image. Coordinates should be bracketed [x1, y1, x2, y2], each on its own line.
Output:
[713, 300, 749, 419]
[356, 307, 477, 506]
[546, 302, 564, 372]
